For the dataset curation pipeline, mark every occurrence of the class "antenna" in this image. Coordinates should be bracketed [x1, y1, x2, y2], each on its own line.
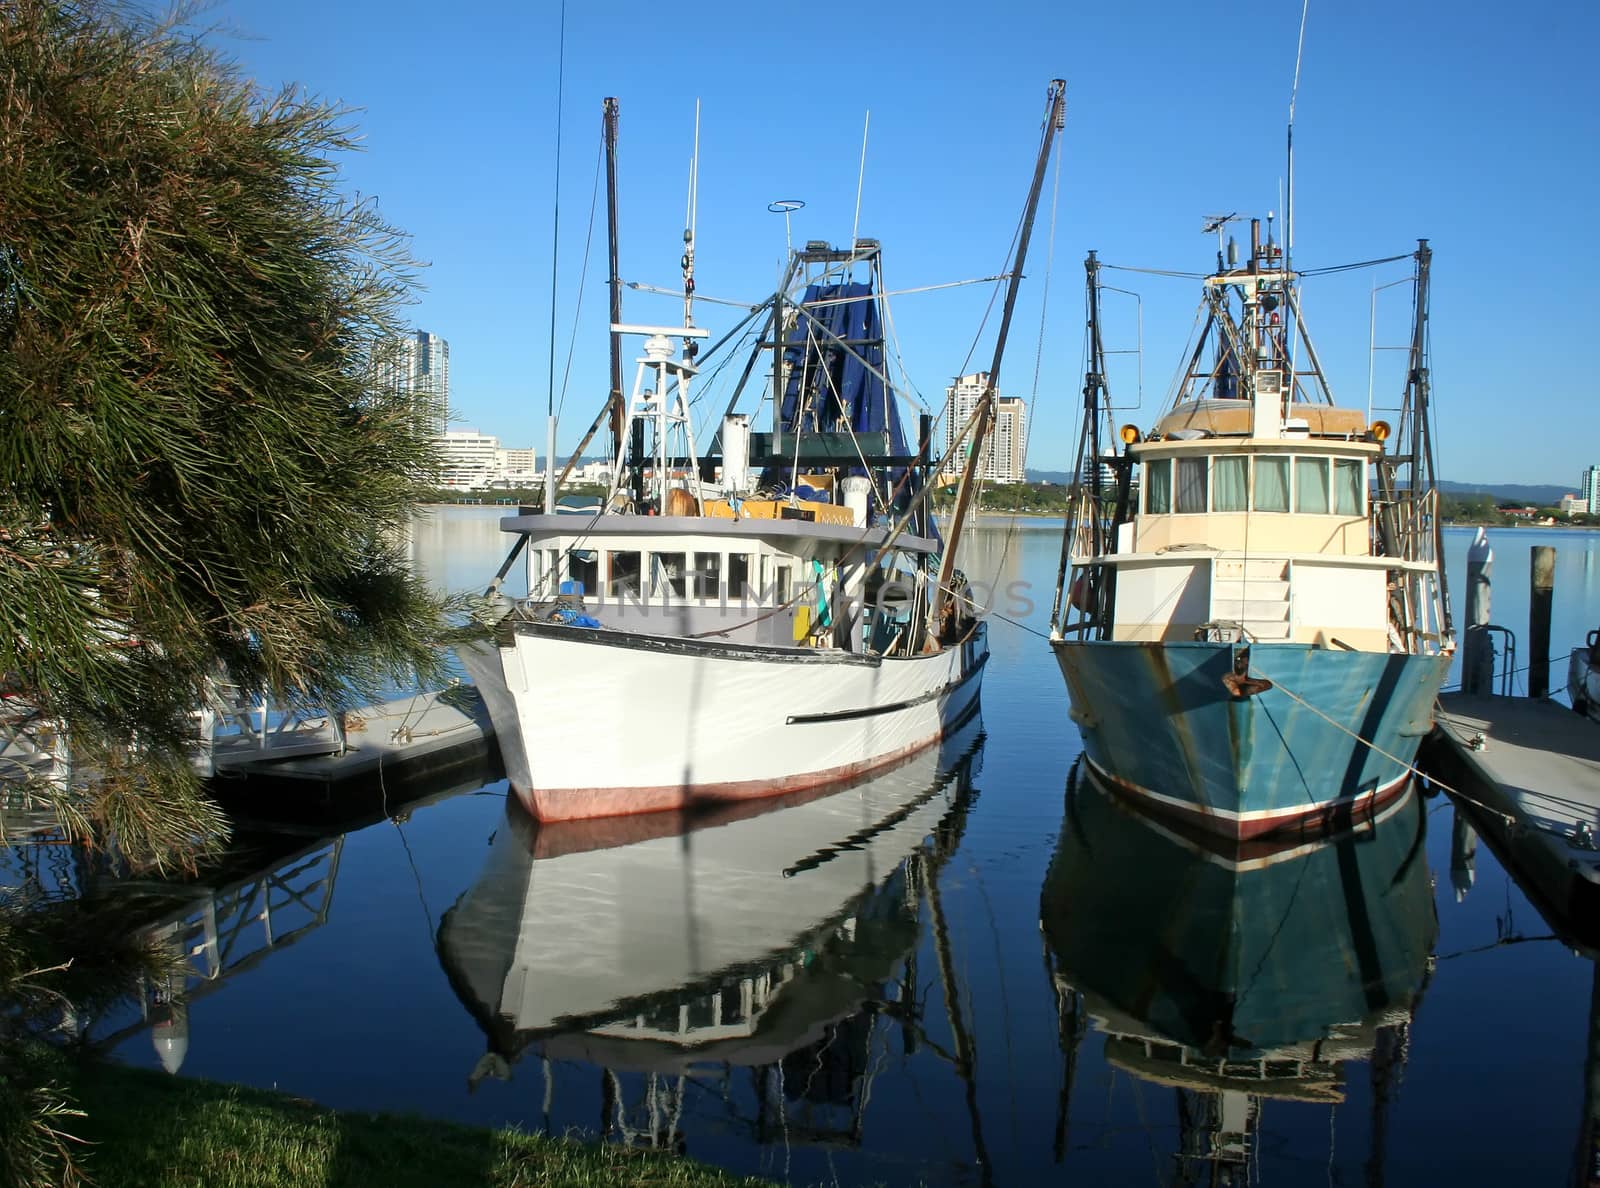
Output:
[850, 110, 870, 276]
[1285, 0, 1310, 387]
[1202, 212, 1240, 266]
[768, 198, 804, 258]
[1286, 0, 1310, 268]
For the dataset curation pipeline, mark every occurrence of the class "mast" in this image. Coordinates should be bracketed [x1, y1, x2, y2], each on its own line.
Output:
[681, 100, 700, 356]
[605, 97, 624, 467]
[1049, 252, 1108, 631]
[929, 78, 1067, 646]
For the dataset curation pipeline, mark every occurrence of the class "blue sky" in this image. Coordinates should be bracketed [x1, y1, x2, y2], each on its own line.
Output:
[209, 0, 1597, 487]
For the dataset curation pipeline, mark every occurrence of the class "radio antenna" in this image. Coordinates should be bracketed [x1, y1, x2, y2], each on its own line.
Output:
[1286, 0, 1309, 270]
[850, 110, 870, 277]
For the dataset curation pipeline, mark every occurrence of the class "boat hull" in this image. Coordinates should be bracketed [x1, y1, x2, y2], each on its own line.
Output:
[461, 621, 986, 821]
[1051, 639, 1448, 840]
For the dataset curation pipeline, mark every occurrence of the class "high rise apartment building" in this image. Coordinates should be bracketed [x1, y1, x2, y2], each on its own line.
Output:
[376, 330, 450, 435]
[940, 373, 1027, 484]
[1584, 464, 1600, 512]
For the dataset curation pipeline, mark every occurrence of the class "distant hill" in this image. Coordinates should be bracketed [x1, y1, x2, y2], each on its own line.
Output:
[1438, 480, 1572, 506]
[1022, 470, 1575, 506]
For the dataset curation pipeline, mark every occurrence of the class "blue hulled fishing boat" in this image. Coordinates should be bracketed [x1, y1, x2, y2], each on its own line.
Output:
[1048, 224, 1452, 840]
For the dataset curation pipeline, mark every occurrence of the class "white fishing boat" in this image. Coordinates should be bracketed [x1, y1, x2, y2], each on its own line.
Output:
[463, 83, 1066, 822]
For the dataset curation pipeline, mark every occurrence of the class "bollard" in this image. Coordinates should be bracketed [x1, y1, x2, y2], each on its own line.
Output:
[1463, 528, 1494, 695]
[1530, 546, 1555, 699]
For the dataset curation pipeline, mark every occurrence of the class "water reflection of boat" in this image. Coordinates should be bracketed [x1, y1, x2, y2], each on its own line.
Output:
[437, 710, 985, 1147]
[1040, 762, 1436, 1180]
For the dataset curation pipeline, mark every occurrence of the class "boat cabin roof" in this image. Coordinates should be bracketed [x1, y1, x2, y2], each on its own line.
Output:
[1151, 400, 1368, 441]
[499, 512, 940, 556]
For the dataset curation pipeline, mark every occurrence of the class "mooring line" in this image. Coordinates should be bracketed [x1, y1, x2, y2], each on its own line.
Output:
[1259, 672, 1517, 829]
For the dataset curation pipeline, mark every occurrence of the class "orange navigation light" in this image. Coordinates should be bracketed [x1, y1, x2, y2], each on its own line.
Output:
[1119, 424, 1140, 445]
[1370, 420, 1392, 443]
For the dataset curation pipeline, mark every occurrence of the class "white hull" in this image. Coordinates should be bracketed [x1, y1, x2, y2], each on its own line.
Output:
[461, 622, 986, 821]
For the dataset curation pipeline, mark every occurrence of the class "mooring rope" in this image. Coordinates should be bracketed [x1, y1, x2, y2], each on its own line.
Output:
[1261, 671, 1517, 827]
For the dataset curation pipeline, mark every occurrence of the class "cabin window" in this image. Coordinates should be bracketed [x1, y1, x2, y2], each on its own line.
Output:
[692, 552, 720, 598]
[609, 550, 641, 597]
[1176, 458, 1208, 514]
[1334, 458, 1364, 515]
[1294, 457, 1331, 514]
[569, 549, 598, 596]
[774, 564, 792, 605]
[728, 553, 753, 600]
[1144, 459, 1172, 514]
[1253, 456, 1291, 512]
[1212, 456, 1248, 512]
[653, 552, 688, 598]
[547, 550, 561, 592]
[527, 548, 544, 591]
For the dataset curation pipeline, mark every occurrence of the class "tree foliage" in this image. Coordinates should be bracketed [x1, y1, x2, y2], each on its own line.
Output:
[0, 0, 454, 872]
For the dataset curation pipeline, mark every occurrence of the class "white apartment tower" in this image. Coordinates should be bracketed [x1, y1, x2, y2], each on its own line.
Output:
[941, 373, 1027, 484]
[1584, 464, 1600, 512]
[376, 330, 450, 435]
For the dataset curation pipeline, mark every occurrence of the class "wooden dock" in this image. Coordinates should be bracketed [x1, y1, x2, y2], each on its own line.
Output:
[206, 686, 504, 830]
[1422, 693, 1600, 952]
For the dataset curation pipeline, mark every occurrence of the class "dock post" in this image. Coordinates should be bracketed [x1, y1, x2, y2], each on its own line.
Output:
[1529, 545, 1555, 699]
[1463, 528, 1494, 695]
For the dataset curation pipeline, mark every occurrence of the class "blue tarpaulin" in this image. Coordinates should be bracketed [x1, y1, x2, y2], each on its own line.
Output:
[764, 281, 924, 528]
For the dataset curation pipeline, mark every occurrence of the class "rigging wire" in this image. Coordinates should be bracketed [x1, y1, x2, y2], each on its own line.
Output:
[556, 138, 604, 421]
[988, 127, 1069, 585]
[623, 281, 764, 309]
[1100, 252, 1410, 281]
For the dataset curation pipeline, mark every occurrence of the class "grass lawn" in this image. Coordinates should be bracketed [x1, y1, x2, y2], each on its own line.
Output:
[68, 1062, 769, 1188]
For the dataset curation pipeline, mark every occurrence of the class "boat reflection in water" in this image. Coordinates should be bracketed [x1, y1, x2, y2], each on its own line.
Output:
[1041, 761, 1436, 1183]
[438, 710, 985, 1151]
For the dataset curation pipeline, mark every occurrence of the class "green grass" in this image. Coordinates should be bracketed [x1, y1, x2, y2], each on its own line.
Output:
[68, 1062, 769, 1188]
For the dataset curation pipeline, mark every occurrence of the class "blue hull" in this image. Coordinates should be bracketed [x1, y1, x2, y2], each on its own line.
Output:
[1051, 640, 1449, 837]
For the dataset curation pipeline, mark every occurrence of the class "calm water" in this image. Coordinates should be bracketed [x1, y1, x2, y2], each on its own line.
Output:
[10, 509, 1600, 1186]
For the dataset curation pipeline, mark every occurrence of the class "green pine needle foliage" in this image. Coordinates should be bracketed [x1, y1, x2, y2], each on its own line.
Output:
[1, 0, 457, 872]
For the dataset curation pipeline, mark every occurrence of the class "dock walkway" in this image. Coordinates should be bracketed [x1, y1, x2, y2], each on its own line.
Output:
[206, 686, 502, 830]
[1423, 693, 1600, 950]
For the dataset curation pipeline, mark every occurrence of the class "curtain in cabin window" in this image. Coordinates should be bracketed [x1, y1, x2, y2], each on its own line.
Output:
[1176, 458, 1208, 514]
[1334, 459, 1364, 516]
[1145, 459, 1171, 513]
[1213, 456, 1248, 511]
[1254, 456, 1290, 511]
[1295, 457, 1331, 514]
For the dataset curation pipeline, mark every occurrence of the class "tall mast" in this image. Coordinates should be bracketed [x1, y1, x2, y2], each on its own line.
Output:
[682, 99, 700, 355]
[605, 97, 624, 466]
[930, 79, 1067, 644]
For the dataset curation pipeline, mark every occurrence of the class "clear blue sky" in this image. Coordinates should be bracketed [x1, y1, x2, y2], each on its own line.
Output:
[210, 0, 1597, 488]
